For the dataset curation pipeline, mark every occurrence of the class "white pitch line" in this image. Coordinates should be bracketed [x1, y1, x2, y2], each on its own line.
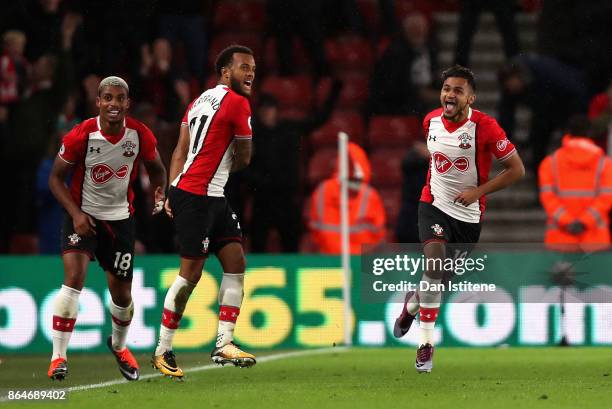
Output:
[65, 346, 347, 393]
[0, 347, 347, 402]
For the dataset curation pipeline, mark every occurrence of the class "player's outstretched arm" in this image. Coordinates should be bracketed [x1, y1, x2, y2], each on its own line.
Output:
[231, 138, 252, 172]
[144, 149, 168, 215]
[48, 156, 96, 236]
[454, 152, 525, 206]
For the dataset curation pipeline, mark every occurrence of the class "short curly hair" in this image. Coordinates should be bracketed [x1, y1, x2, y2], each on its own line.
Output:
[215, 45, 254, 77]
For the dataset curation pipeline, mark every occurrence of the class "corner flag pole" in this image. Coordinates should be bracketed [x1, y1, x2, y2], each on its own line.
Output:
[338, 131, 352, 346]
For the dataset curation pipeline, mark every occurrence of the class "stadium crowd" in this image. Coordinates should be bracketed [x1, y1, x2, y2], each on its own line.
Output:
[0, 0, 611, 254]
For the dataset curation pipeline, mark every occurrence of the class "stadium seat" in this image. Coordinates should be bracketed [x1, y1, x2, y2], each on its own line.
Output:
[369, 148, 406, 187]
[368, 115, 422, 147]
[357, 0, 381, 34]
[9, 234, 38, 254]
[310, 111, 365, 147]
[377, 187, 402, 228]
[260, 75, 313, 110]
[314, 72, 368, 111]
[213, 1, 265, 31]
[207, 33, 262, 69]
[325, 37, 373, 71]
[338, 72, 369, 109]
[278, 107, 308, 120]
[263, 38, 310, 73]
[307, 148, 337, 186]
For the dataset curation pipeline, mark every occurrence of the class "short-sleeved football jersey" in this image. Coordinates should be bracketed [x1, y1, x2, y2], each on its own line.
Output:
[59, 116, 157, 220]
[420, 107, 516, 223]
[172, 84, 252, 197]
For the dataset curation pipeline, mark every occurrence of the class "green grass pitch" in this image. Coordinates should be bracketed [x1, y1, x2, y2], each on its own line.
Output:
[1, 347, 610, 408]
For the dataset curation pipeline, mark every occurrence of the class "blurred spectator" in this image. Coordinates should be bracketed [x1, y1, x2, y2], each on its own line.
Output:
[35, 131, 63, 253]
[588, 79, 612, 155]
[267, 0, 330, 77]
[21, 0, 65, 61]
[98, 0, 158, 78]
[367, 12, 437, 116]
[244, 79, 342, 253]
[538, 115, 612, 251]
[135, 38, 189, 123]
[454, 0, 518, 67]
[498, 54, 589, 175]
[395, 142, 430, 243]
[158, 0, 210, 81]
[0, 30, 30, 108]
[537, 0, 612, 93]
[307, 142, 386, 254]
[79, 73, 101, 118]
[131, 102, 176, 253]
[3, 12, 78, 246]
[56, 91, 80, 134]
[322, 0, 366, 36]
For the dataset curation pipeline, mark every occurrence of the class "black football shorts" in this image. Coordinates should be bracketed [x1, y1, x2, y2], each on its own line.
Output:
[418, 201, 481, 247]
[61, 214, 135, 281]
[169, 186, 242, 259]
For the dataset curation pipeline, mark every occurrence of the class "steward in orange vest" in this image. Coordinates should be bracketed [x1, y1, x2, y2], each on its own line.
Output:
[539, 116, 612, 250]
[308, 143, 386, 254]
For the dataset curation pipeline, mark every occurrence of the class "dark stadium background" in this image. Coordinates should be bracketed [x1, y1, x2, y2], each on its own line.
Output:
[1, 0, 610, 255]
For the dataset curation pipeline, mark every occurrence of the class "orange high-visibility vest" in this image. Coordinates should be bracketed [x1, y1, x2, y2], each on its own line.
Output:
[308, 142, 386, 254]
[539, 135, 612, 250]
[308, 179, 386, 254]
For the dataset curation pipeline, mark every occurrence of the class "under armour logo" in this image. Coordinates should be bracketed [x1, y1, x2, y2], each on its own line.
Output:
[90, 147, 101, 153]
[428, 135, 436, 142]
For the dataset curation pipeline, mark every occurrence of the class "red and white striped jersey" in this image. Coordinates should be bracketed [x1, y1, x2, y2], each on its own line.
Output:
[172, 84, 252, 196]
[59, 116, 157, 220]
[420, 107, 516, 223]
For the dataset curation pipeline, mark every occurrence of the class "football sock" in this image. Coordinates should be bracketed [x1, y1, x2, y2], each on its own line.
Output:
[51, 285, 80, 361]
[110, 299, 134, 351]
[216, 273, 244, 348]
[418, 273, 441, 346]
[155, 275, 196, 356]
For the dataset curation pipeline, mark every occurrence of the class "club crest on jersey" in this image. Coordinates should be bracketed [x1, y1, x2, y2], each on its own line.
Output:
[433, 152, 469, 173]
[68, 233, 81, 246]
[431, 224, 444, 237]
[458, 133, 472, 149]
[497, 139, 509, 151]
[121, 141, 136, 157]
[202, 237, 210, 254]
[91, 163, 129, 184]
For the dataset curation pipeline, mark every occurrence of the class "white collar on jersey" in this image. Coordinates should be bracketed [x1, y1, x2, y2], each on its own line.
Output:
[438, 107, 473, 122]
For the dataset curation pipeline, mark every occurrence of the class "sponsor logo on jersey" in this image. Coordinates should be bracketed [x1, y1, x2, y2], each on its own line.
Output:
[433, 152, 469, 174]
[496, 139, 509, 151]
[91, 163, 129, 184]
[121, 141, 136, 157]
[202, 237, 210, 254]
[68, 233, 81, 246]
[428, 134, 436, 142]
[458, 132, 472, 149]
[431, 224, 444, 237]
[89, 146, 101, 154]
